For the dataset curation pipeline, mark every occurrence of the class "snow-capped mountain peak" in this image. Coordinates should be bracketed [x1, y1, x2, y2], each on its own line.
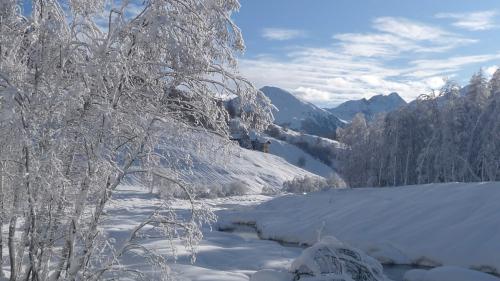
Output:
[260, 86, 344, 139]
[327, 92, 407, 121]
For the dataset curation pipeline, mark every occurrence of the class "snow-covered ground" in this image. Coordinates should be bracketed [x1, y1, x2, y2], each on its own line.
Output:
[221, 182, 500, 275]
[105, 184, 500, 281]
[103, 186, 302, 281]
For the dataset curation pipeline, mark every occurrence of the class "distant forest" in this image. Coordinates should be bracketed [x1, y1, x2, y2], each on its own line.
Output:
[337, 69, 500, 187]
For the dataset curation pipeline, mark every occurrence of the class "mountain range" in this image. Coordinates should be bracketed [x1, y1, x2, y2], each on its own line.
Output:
[261, 86, 407, 137]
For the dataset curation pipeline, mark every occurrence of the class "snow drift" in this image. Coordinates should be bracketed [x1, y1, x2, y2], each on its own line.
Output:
[223, 182, 500, 274]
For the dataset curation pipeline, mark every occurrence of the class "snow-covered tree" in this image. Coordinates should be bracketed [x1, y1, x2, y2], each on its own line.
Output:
[338, 71, 500, 187]
[0, 0, 271, 280]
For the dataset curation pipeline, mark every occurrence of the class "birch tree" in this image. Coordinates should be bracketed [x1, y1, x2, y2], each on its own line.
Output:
[0, 0, 271, 280]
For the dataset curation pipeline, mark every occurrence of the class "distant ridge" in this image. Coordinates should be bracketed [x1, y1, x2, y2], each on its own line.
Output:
[327, 92, 407, 121]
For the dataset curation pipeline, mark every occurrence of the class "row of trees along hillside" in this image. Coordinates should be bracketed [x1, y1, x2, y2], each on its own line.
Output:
[0, 1, 271, 280]
[337, 69, 500, 188]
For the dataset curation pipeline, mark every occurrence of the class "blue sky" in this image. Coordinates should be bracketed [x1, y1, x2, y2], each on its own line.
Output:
[233, 0, 500, 107]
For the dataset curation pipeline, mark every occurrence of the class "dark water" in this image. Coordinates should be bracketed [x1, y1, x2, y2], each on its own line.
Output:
[219, 224, 430, 281]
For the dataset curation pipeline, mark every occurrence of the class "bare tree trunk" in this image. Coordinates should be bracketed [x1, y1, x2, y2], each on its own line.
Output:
[404, 148, 411, 186]
[8, 184, 20, 281]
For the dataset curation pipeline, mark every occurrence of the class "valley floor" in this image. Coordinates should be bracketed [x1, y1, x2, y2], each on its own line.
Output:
[105, 186, 300, 281]
[106, 183, 500, 281]
[221, 182, 500, 276]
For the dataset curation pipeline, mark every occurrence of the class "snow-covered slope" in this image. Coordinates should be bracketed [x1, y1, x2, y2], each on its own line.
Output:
[266, 137, 336, 178]
[151, 133, 317, 193]
[264, 124, 344, 177]
[223, 182, 500, 274]
[261, 86, 344, 139]
[267, 124, 343, 150]
[328, 92, 406, 121]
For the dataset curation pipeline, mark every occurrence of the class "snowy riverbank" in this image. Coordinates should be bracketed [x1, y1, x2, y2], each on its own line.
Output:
[221, 182, 500, 275]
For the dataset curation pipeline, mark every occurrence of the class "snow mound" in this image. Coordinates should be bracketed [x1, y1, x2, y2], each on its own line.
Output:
[404, 266, 500, 281]
[291, 236, 388, 281]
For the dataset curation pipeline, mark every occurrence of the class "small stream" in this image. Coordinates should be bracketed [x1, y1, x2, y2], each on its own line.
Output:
[220, 224, 430, 281]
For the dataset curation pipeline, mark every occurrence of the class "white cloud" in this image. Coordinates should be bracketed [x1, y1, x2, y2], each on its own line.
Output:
[436, 11, 498, 31]
[262, 28, 305, 41]
[424, 77, 447, 89]
[294, 87, 333, 103]
[334, 32, 417, 57]
[407, 53, 500, 75]
[332, 17, 475, 58]
[240, 17, 499, 107]
[373, 17, 447, 41]
[239, 47, 500, 107]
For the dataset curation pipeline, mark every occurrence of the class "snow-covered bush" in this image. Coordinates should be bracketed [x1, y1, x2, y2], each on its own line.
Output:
[261, 185, 282, 196]
[158, 180, 251, 199]
[283, 176, 331, 194]
[223, 180, 251, 196]
[251, 237, 389, 281]
[290, 236, 389, 281]
[327, 173, 348, 189]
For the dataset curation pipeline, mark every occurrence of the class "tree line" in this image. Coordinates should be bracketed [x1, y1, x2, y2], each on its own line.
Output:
[337, 70, 500, 187]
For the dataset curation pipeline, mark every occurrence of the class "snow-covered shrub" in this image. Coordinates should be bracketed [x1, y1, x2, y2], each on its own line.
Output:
[283, 176, 330, 194]
[158, 184, 188, 199]
[186, 181, 252, 198]
[290, 236, 389, 281]
[157, 180, 197, 200]
[261, 185, 282, 196]
[220, 180, 251, 196]
[327, 173, 348, 189]
[251, 237, 389, 281]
